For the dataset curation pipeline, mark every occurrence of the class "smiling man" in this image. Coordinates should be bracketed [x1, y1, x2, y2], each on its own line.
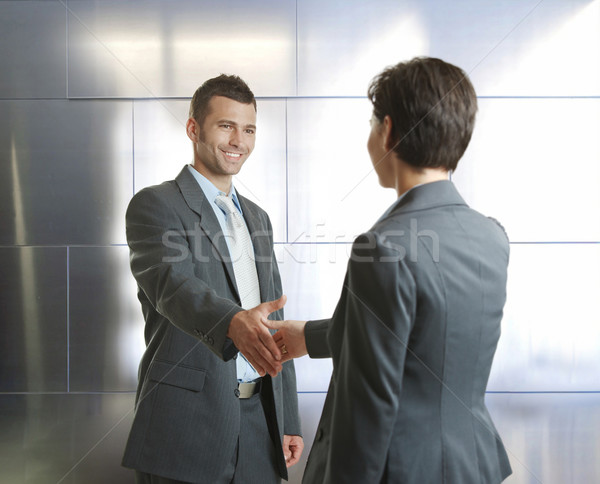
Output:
[122, 75, 303, 484]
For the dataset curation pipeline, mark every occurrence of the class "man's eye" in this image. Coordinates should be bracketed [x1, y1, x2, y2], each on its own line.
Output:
[245, 129, 255, 135]
[221, 124, 232, 129]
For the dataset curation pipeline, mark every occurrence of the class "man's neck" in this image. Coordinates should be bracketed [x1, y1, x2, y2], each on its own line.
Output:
[191, 163, 232, 194]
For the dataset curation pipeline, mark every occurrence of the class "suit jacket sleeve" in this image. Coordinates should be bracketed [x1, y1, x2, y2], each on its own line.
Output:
[324, 232, 416, 483]
[305, 319, 332, 358]
[126, 187, 242, 360]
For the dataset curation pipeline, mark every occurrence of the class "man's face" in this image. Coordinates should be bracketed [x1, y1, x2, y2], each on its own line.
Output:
[188, 95, 257, 188]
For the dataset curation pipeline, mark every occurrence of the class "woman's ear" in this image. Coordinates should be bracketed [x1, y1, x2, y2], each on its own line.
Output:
[382, 115, 395, 152]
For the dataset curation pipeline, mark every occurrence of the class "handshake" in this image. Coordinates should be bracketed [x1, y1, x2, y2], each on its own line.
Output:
[227, 295, 308, 377]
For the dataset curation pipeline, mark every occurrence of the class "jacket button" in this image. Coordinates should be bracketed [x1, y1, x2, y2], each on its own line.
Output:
[193, 329, 200, 335]
[234, 389, 240, 398]
[208, 337, 214, 345]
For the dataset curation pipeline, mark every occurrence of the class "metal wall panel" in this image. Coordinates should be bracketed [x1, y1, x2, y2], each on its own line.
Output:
[276, 244, 352, 392]
[486, 393, 600, 483]
[276, 244, 350, 322]
[67, 0, 297, 98]
[236, 100, 288, 243]
[287, 393, 328, 484]
[297, 0, 426, 97]
[453, 98, 600, 242]
[489, 244, 600, 392]
[133, 99, 288, 242]
[0, 247, 67, 392]
[0, 1, 66, 99]
[0, 393, 135, 484]
[0, 100, 133, 246]
[297, 0, 600, 97]
[287, 98, 397, 243]
[69, 246, 144, 392]
[132, 99, 190, 191]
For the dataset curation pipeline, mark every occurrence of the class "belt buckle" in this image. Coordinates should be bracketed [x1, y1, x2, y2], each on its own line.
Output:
[238, 379, 261, 399]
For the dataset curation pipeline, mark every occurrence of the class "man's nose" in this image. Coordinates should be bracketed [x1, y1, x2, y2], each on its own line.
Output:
[229, 129, 243, 147]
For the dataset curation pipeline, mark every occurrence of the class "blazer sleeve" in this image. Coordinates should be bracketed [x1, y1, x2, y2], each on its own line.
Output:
[324, 232, 416, 483]
[305, 319, 332, 358]
[126, 187, 242, 360]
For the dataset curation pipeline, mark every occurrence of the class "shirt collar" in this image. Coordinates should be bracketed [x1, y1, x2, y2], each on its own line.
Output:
[186, 164, 243, 214]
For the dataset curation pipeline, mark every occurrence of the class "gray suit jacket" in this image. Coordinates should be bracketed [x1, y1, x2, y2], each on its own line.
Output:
[303, 180, 512, 484]
[122, 166, 300, 483]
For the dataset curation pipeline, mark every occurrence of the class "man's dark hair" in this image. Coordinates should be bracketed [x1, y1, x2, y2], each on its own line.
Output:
[367, 57, 477, 172]
[189, 74, 256, 124]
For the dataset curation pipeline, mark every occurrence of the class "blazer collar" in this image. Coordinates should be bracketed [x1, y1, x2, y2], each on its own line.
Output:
[175, 165, 209, 217]
[175, 167, 238, 294]
[383, 180, 467, 220]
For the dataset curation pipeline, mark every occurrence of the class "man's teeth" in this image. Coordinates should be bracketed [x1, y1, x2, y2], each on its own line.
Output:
[225, 152, 241, 158]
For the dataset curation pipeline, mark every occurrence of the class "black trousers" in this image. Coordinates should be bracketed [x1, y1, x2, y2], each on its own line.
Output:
[135, 393, 281, 484]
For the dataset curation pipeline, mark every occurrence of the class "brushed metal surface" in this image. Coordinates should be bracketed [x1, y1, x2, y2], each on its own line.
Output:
[275, 244, 349, 392]
[132, 99, 190, 192]
[69, 246, 144, 392]
[287, 98, 397, 244]
[454, 98, 600, 242]
[0, 393, 135, 484]
[287, 392, 328, 484]
[0, 100, 133, 246]
[297, 0, 600, 97]
[489, 243, 600, 392]
[0, 247, 67, 392]
[133, 98, 287, 242]
[486, 392, 600, 483]
[0, 1, 66, 98]
[297, 0, 427, 97]
[67, 0, 296, 98]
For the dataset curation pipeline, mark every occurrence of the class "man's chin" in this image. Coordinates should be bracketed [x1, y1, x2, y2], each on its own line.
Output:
[223, 162, 245, 176]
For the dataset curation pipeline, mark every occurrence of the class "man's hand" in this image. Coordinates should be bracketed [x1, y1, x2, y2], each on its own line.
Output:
[228, 295, 287, 377]
[262, 319, 308, 363]
[283, 434, 304, 468]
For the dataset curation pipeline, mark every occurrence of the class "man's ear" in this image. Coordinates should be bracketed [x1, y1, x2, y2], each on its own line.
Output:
[382, 115, 395, 152]
[186, 118, 198, 142]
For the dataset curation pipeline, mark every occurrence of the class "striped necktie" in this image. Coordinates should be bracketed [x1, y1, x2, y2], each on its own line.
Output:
[215, 194, 261, 381]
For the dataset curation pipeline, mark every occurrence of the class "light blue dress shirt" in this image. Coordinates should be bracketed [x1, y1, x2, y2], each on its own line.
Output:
[187, 165, 261, 382]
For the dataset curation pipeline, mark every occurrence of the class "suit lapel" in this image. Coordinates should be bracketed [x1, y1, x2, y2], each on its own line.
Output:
[175, 167, 239, 297]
